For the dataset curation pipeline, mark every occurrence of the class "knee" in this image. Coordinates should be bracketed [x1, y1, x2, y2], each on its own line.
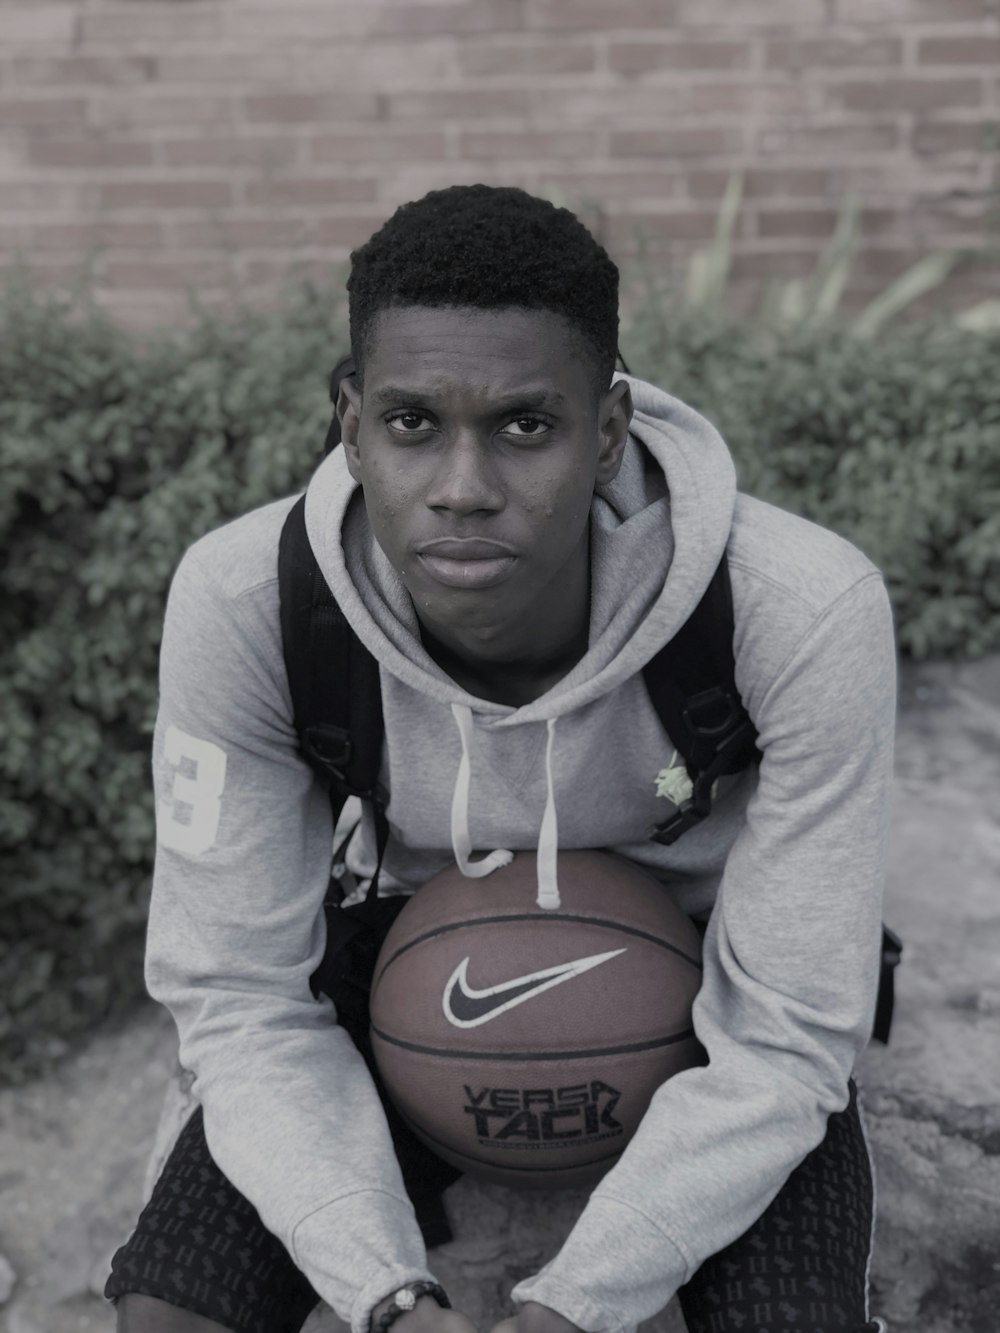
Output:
[115, 1292, 234, 1332]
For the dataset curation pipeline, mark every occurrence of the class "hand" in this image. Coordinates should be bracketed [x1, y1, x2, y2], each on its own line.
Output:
[491, 1301, 584, 1333]
[370, 1293, 476, 1333]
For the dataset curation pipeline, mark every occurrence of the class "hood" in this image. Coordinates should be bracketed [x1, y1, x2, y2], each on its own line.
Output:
[304, 374, 736, 726]
[304, 375, 737, 908]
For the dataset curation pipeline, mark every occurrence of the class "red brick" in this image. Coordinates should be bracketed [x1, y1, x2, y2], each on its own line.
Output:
[912, 120, 999, 154]
[29, 221, 164, 250]
[918, 36, 1000, 65]
[757, 123, 901, 155]
[173, 217, 313, 248]
[730, 249, 820, 281]
[7, 55, 155, 86]
[915, 200, 995, 235]
[162, 137, 298, 168]
[153, 53, 293, 85]
[609, 40, 750, 73]
[0, 96, 89, 126]
[764, 37, 903, 69]
[97, 181, 234, 210]
[459, 129, 597, 159]
[835, 0, 990, 20]
[2, 5, 77, 45]
[677, 0, 825, 23]
[677, 82, 814, 115]
[687, 168, 834, 200]
[309, 131, 449, 164]
[373, 1, 522, 35]
[106, 258, 233, 290]
[217, 5, 374, 40]
[459, 40, 597, 75]
[755, 209, 840, 239]
[611, 127, 742, 157]
[291, 37, 455, 87]
[244, 177, 377, 206]
[27, 140, 154, 170]
[545, 171, 679, 199]
[757, 207, 902, 239]
[0, 182, 85, 211]
[244, 93, 381, 123]
[241, 256, 339, 285]
[3, 259, 93, 289]
[830, 78, 982, 113]
[608, 209, 723, 243]
[527, 0, 678, 29]
[91, 95, 236, 129]
[315, 214, 388, 247]
[80, 7, 221, 43]
[386, 90, 532, 120]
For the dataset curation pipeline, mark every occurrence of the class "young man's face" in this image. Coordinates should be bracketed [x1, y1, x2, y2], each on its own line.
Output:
[339, 305, 631, 665]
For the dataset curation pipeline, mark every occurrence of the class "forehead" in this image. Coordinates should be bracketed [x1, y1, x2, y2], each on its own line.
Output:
[363, 305, 592, 399]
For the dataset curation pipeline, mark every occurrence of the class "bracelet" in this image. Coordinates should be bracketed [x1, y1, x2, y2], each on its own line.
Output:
[373, 1281, 451, 1333]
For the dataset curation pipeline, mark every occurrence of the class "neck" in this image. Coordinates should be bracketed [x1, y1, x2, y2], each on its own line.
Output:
[418, 535, 591, 707]
[421, 621, 589, 706]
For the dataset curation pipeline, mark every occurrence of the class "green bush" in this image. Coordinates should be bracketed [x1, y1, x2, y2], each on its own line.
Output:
[1, 276, 346, 1081]
[1, 273, 997, 1082]
[624, 307, 1000, 659]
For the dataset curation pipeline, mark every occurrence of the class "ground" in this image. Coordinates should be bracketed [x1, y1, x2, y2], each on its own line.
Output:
[1, 657, 997, 1333]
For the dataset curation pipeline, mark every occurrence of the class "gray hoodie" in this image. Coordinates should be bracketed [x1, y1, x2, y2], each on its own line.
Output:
[146, 375, 895, 1333]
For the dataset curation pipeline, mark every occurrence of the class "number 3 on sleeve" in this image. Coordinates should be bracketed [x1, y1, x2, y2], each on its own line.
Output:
[157, 725, 229, 855]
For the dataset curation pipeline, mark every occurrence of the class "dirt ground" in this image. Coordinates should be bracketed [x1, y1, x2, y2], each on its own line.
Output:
[1, 657, 997, 1333]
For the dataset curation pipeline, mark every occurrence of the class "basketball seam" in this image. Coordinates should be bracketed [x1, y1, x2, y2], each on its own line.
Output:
[373, 914, 702, 991]
[369, 1024, 699, 1062]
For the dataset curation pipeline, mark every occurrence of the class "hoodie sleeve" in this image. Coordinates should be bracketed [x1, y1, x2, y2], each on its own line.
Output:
[511, 573, 896, 1333]
[144, 544, 437, 1333]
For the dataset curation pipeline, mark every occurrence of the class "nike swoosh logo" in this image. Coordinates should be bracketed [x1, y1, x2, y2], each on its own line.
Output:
[442, 949, 626, 1029]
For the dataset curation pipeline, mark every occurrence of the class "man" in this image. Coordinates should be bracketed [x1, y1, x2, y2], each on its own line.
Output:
[108, 185, 893, 1333]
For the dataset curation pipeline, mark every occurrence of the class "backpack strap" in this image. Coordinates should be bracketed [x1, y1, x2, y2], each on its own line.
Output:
[643, 553, 760, 846]
[278, 494, 389, 905]
[643, 556, 901, 1042]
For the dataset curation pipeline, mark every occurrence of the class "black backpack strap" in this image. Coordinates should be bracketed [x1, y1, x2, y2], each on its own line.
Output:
[643, 553, 901, 1043]
[872, 925, 903, 1045]
[278, 494, 388, 906]
[643, 553, 760, 846]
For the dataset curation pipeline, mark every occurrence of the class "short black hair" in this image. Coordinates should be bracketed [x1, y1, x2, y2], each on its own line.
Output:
[347, 184, 619, 397]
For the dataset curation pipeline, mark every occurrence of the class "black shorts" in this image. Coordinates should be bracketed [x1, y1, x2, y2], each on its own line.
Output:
[107, 896, 885, 1333]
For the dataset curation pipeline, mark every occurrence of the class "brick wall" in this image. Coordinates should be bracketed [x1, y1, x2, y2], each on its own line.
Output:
[2, 0, 998, 327]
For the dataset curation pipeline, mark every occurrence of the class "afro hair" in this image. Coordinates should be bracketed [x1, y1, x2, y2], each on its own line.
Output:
[347, 184, 619, 396]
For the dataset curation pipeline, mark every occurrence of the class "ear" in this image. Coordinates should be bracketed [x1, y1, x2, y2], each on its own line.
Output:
[594, 378, 633, 486]
[338, 374, 363, 482]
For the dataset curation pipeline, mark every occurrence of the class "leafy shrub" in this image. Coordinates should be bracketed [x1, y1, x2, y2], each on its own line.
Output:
[1, 276, 346, 1081]
[1, 273, 997, 1081]
[624, 306, 1000, 658]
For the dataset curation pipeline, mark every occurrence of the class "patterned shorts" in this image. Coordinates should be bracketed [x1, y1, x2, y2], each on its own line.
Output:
[107, 898, 886, 1333]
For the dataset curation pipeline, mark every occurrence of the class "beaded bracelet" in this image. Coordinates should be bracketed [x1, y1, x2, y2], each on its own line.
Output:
[373, 1281, 451, 1333]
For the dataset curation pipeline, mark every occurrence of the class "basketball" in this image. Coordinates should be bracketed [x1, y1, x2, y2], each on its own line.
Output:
[369, 850, 705, 1190]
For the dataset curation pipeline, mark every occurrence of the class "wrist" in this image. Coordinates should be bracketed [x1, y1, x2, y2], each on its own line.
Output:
[371, 1281, 451, 1333]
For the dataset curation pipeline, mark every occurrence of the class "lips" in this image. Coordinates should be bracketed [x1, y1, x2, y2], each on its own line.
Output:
[415, 537, 518, 589]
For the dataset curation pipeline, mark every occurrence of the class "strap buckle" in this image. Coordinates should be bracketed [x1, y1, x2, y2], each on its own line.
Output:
[303, 723, 354, 790]
[651, 715, 758, 846]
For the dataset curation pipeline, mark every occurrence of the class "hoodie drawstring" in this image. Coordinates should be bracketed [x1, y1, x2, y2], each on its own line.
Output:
[536, 718, 561, 910]
[448, 704, 561, 911]
[450, 703, 514, 878]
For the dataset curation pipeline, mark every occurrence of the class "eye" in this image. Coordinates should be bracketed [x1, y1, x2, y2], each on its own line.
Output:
[501, 416, 551, 438]
[386, 410, 434, 434]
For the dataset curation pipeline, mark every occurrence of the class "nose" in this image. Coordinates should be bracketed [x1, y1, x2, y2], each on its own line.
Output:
[425, 433, 505, 516]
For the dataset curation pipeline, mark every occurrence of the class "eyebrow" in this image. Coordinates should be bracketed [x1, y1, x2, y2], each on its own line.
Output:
[370, 385, 569, 413]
